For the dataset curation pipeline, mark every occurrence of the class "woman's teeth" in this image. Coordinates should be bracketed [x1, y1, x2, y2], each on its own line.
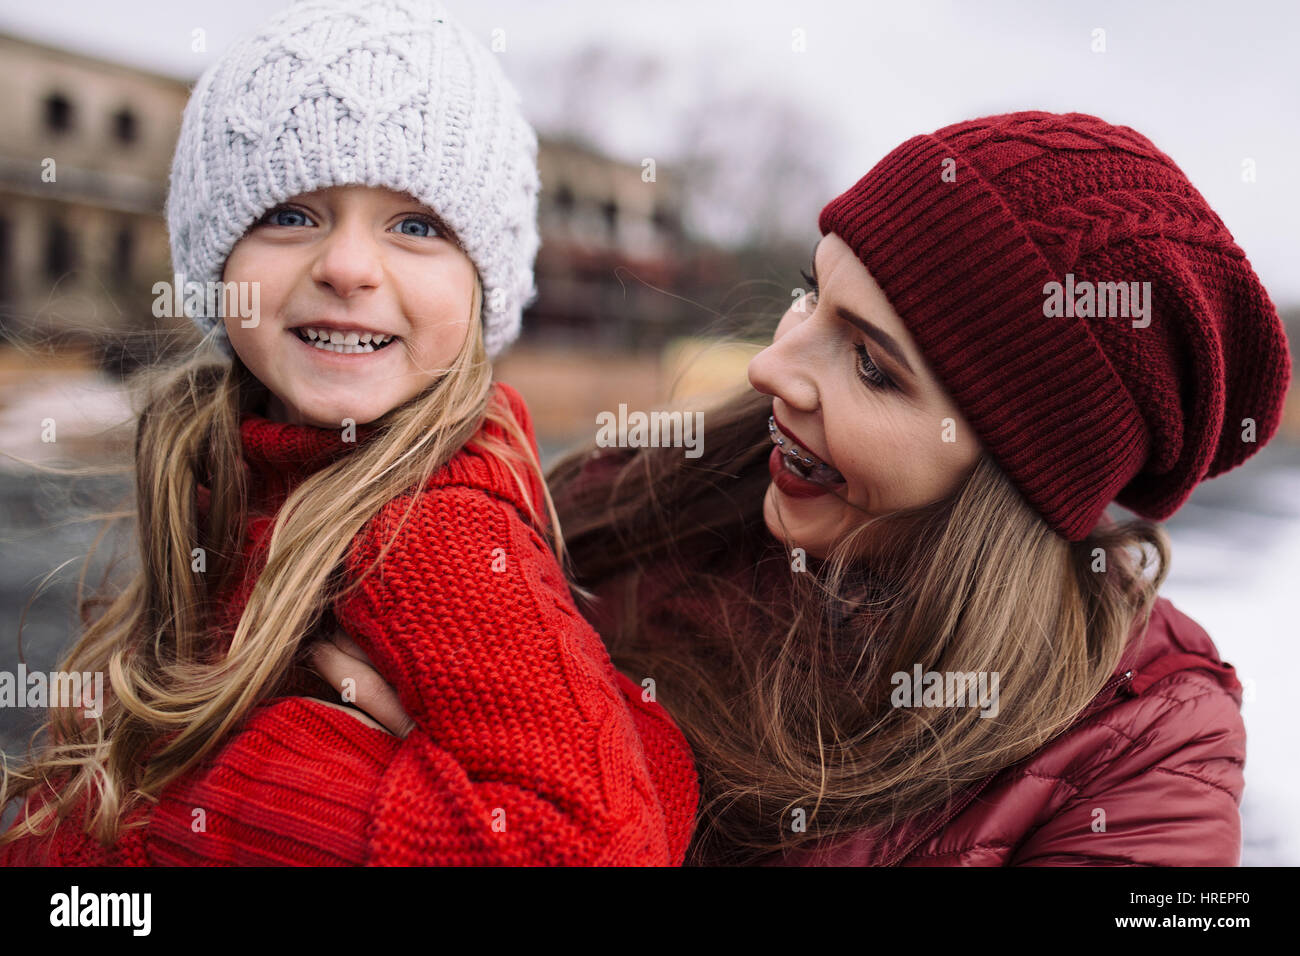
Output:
[784, 454, 846, 486]
[769, 416, 846, 486]
[294, 327, 396, 353]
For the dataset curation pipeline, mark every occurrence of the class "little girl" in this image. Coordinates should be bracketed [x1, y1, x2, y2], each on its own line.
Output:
[0, 0, 697, 865]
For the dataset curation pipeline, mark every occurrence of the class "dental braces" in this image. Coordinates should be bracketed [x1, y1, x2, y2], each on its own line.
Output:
[768, 416, 817, 468]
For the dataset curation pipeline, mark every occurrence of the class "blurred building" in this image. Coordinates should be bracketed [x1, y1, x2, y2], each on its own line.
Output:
[532, 135, 736, 349]
[0, 29, 740, 370]
[0, 31, 188, 367]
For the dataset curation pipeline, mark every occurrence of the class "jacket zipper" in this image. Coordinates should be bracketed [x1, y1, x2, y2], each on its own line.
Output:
[884, 668, 1135, 866]
[886, 771, 999, 866]
[1079, 668, 1136, 719]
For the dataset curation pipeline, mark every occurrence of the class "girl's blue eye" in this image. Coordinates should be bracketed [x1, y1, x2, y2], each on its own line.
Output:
[263, 207, 312, 227]
[259, 206, 441, 237]
[395, 216, 441, 238]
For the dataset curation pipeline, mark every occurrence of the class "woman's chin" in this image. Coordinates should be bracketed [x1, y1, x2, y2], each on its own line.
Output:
[762, 490, 830, 560]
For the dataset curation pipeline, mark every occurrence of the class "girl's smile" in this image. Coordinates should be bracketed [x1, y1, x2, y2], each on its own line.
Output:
[289, 324, 401, 355]
[221, 184, 478, 428]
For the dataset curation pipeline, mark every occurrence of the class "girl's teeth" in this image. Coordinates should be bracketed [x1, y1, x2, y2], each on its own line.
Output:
[297, 327, 395, 353]
[312, 340, 373, 353]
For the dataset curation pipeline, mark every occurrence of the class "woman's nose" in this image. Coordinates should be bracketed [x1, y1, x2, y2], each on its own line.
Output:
[311, 220, 385, 297]
[747, 317, 820, 412]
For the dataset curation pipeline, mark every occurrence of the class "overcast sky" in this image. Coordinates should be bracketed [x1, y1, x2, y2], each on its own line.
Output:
[3, 0, 1297, 303]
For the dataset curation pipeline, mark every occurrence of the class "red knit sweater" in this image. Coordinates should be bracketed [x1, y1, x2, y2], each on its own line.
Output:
[0, 382, 698, 865]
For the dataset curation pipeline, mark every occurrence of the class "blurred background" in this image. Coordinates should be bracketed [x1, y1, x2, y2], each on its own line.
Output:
[0, 0, 1296, 862]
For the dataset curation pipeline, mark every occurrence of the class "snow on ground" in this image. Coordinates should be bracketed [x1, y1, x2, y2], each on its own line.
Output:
[1156, 446, 1300, 866]
[0, 368, 134, 472]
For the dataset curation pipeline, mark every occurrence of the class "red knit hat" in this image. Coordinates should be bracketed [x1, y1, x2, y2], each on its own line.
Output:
[819, 111, 1292, 541]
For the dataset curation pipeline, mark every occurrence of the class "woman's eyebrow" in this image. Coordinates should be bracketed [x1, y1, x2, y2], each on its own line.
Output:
[836, 305, 915, 377]
[812, 237, 915, 378]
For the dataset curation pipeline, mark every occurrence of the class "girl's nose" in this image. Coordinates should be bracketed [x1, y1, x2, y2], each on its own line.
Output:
[310, 220, 385, 297]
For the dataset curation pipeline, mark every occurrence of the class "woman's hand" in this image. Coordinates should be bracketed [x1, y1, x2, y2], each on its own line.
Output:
[306, 630, 416, 739]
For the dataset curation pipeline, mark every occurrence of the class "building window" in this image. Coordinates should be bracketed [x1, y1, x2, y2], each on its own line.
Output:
[45, 220, 76, 280]
[44, 93, 74, 133]
[651, 205, 679, 235]
[112, 107, 138, 145]
[0, 217, 11, 304]
[112, 225, 133, 287]
[554, 184, 574, 213]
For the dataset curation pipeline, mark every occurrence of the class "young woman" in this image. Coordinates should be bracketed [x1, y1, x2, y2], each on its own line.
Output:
[0, 0, 696, 865]
[320, 111, 1292, 866]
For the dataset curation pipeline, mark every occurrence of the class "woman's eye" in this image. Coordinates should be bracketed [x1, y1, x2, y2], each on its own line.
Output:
[394, 216, 441, 238]
[855, 343, 892, 390]
[799, 267, 819, 301]
[262, 206, 312, 227]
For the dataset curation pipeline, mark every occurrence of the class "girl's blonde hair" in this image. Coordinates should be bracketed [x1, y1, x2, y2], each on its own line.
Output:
[548, 376, 1169, 866]
[1, 275, 564, 848]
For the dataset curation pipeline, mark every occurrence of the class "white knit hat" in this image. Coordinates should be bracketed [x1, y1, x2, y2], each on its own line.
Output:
[166, 0, 540, 360]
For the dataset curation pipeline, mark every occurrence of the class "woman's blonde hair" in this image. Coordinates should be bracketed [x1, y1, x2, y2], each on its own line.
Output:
[1, 274, 564, 848]
[548, 363, 1169, 865]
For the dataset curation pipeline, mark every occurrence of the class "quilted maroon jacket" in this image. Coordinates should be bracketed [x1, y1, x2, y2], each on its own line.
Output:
[571, 452, 1245, 866]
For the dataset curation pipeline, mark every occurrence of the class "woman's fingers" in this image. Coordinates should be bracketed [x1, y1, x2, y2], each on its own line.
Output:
[323, 629, 371, 665]
[308, 638, 416, 739]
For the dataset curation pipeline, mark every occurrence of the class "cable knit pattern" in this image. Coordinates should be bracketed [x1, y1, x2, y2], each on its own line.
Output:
[1025, 190, 1240, 267]
[0, 382, 698, 866]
